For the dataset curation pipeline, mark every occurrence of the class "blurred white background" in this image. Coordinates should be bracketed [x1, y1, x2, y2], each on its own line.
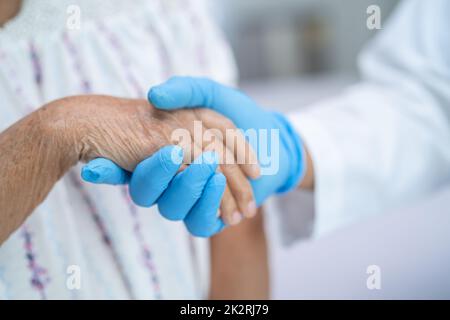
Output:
[208, 0, 450, 299]
[212, 0, 399, 80]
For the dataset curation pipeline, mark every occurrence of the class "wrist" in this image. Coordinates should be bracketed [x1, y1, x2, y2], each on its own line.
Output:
[37, 97, 84, 174]
[270, 112, 305, 193]
[298, 145, 314, 190]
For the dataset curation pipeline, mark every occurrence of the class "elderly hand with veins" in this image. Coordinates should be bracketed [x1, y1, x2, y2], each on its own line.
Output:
[76, 95, 260, 236]
[0, 93, 259, 244]
[147, 77, 306, 208]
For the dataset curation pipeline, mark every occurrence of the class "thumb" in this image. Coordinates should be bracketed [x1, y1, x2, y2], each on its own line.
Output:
[149, 76, 262, 132]
[148, 76, 217, 110]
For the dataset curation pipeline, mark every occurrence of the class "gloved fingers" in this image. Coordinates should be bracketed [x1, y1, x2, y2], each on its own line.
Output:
[157, 152, 219, 221]
[184, 173, 227, 237]
[81, 158, 130, 185]
[148, 76, 215, 109]
[129, 145, 183, 207]
[148, 76, 252, 118]
[196, 108, 260, 179]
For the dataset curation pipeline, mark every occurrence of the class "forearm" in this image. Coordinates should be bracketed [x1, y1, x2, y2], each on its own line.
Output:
[209, 210, 269, 299]
[0, 99, 78, 244]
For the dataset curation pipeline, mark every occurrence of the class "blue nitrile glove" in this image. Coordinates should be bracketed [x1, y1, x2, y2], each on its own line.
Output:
[148, 77, 305, 206]
[81, 146, 226, 237]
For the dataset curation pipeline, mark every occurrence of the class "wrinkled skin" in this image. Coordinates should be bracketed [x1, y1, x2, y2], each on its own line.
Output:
[0, 94, 259, 243]
[48, 95, 259, 224]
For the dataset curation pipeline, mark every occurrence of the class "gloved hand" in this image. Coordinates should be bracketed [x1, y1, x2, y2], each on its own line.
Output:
[81, 146, 226, 237]
[148, 76, 305, 205]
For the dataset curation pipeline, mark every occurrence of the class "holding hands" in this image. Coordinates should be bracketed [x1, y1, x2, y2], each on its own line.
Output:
[74, 95, 259, 236]
[82, 77, 305, 237]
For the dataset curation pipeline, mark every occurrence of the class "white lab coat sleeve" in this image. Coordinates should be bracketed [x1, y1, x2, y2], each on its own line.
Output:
[277, 0, 450, 241]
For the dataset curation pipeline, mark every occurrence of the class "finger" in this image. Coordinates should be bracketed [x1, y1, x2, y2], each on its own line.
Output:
[184, 173, 227, 237]
[191, 129, 244, 225]
[81, 158, 130, 185]
[203, 139, 257, 219]
[148, 76, 216, 109]
[157, 152, 219, 221]
[196, 108, 260, 179]
[168, 113, 202, 165]
[148, 76, 255, 122]
[220, 185, 242, 226]
[129, 145, 183, 207]
[171, 109, 251, 224]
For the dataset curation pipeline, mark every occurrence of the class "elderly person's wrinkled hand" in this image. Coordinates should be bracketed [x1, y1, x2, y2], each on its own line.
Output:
[56, 95, 260, 230]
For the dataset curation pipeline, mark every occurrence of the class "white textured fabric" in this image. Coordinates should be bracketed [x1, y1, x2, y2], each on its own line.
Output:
[0, 0, 237, 299]
[279, 0, 450, 240]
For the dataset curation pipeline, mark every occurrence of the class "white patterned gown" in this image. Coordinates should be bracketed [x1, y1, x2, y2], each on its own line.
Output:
[0, 0, 237, 299]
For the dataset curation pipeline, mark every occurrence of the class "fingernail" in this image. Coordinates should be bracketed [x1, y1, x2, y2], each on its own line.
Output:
[148, 87, 172, 106]
[247, 201, 257, 218]
[81, 166, 100, 182]
[229, 212, 243, 226]
[148, 87, 164, 100]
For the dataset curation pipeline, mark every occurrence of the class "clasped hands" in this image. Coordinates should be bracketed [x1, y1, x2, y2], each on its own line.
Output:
[79, 77, 305, 237]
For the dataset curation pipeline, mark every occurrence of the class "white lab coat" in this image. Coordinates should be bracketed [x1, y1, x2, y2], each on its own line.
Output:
[276, 0, 450, 242]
